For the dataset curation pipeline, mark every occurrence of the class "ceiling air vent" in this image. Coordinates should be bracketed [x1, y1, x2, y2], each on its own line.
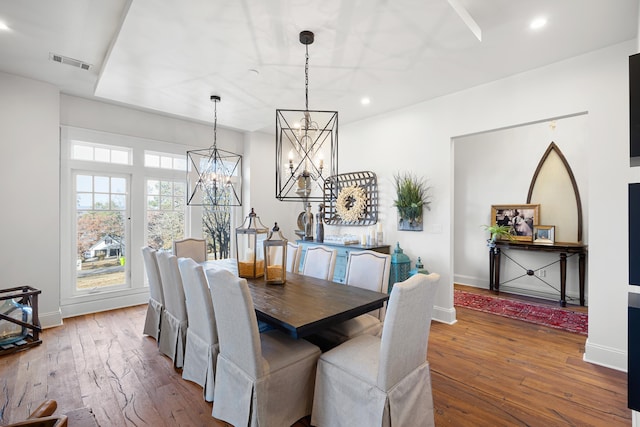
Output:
[49, 53, 91, 71]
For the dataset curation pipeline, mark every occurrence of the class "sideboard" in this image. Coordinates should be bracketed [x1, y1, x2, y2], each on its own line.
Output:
[296, 240, 391, 283]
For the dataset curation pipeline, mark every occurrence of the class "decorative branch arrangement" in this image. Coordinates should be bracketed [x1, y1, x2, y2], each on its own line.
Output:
[393, 172, 431, 231]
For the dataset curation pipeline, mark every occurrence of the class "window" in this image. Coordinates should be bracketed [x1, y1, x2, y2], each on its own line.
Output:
[75, 173, 129, 290]
[61, 127, 199, 312]
[145, 150, 186, 171]
[71, 140, 132, 165]
[146, 179, 186, 251]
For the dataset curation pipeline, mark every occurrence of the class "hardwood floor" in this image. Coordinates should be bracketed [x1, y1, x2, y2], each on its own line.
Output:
[0, 294, 629, 426]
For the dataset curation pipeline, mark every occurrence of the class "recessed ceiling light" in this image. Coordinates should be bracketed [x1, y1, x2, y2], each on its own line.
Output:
[0, 22, 10, 31]
[361, 97, 371, 105]
[530, 17, 547, 30]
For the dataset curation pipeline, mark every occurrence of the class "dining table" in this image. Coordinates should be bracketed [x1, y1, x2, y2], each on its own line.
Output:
[201, 259, 389, 339]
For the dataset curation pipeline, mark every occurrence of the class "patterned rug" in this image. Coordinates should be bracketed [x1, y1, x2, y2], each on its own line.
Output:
[454, 289, 588, 335]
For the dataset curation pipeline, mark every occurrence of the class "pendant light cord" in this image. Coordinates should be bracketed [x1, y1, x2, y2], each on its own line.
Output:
[213, 98, 218, 150]
[305, 44, 309, 112]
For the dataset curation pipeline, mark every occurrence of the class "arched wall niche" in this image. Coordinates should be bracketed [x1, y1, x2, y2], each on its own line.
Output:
[526, 142, 583, 243]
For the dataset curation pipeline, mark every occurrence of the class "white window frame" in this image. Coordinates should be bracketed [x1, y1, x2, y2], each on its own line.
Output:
[60, 126, 201, 316]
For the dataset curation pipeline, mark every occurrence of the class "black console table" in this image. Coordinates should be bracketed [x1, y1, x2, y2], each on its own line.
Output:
[489, 241, 587, 306]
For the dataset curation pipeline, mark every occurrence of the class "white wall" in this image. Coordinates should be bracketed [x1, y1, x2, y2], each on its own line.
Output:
[310, 40, 632, 369]
[453, 114, 589, 302]
[243, 131, 301, 237]
[0, 72, 62, 327]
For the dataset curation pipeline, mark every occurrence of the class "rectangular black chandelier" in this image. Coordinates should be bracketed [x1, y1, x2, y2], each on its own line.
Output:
[275, 108, 338, 202]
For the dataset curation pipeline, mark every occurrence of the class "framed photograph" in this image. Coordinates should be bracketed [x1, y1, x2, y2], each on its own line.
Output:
[490, 204, 540, 242]
[534, 225, 555, 244]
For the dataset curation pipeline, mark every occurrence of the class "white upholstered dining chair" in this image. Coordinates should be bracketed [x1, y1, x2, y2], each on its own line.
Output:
[301, 245, 337, 280]
[208, 268, 321, 427]
[286, 242, 302, 273]
[311, 272, 440, 427]
[178, 257, 218, 402]
[141, 246, 164, 341]
[318, 250, 391, 345]
[156, 251, 188, 368]
[173, 238, 207, 263]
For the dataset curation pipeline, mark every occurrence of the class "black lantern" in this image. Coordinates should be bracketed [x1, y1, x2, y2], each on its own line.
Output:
[235, 208, 268, 278]
[263, 223, 288, 285]
[275, 30, 338, 202]
[187, 95, 242, 206]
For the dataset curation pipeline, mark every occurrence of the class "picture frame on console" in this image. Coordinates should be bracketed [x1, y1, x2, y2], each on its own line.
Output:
[533, 225, 555, 244]
[490, 204, 540, 242]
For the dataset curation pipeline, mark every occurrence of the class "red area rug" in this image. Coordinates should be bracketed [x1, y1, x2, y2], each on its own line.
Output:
[454, 289, 588, 335]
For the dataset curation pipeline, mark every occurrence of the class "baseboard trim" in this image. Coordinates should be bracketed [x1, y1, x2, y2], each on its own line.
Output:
[40, 310, 63, 329]
[433, 305, 457, 325]
[583, 338, 627, 372]
[61, 291, 149, 319]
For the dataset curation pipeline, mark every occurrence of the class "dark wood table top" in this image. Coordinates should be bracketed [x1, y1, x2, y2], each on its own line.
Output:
[202, 260, 389, 338]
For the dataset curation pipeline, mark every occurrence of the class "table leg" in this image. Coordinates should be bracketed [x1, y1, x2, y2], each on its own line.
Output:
[495, 248, 501, 292]
[560, 253, 567, 307]
[579, 252, 586, 306]
[489, 247, 495, 291]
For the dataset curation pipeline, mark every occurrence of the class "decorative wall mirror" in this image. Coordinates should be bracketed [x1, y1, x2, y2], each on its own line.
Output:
[526, 142, 583, 243]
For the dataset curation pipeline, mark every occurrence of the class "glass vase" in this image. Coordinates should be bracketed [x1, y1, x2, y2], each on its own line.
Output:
[0, 298, 32, 346]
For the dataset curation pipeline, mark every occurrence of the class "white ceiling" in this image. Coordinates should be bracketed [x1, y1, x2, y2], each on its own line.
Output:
[0, 0, 637, 133]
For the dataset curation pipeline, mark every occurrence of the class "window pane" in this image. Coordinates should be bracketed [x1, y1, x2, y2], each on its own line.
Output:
[111, 149, 129, 165]
[160, 156, 172, 169]
[174, 196, 184, 210]
[94, 193, 110, 209]
[76, 175, 93, 192]
[174, 182, 185, 197]
[111, 194, 126, 209]
[94, 147, 110, 162]
[147, 211, 184, 251]
[147, 180, 160, 195]
[145, 153, 160, 168]
[111, 177, 126, 194]
[76, 209, 126, 289]
[147, 195, 159, 210]
[160, 181, 172, 196]
[174, 157, 186, 171]
[94, 176, 109, 193]
[77, 193, 92, 209]
[73, 145, 93, 161]
[160, 197, 172, 210]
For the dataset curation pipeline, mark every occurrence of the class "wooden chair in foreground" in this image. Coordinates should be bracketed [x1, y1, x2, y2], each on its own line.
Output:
[173, 238, 207, 263]
[5, 400, 68, 427]
[312, 273, 440, 427]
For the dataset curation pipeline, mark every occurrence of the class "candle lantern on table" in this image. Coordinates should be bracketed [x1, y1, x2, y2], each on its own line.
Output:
[263, 223, 288, 284]
[235, 208, 268, 278]
[389, 242, 411, 293]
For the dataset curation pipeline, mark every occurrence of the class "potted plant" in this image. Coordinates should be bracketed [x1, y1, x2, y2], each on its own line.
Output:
[393, 172, 430, 231]
[483, 224, 514, 249]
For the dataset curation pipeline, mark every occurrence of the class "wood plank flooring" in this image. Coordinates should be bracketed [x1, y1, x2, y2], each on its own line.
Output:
[0, 289, 630, 426]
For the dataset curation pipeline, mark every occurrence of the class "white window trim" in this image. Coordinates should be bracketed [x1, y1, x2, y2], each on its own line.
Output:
[60, 126, 206, 316]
